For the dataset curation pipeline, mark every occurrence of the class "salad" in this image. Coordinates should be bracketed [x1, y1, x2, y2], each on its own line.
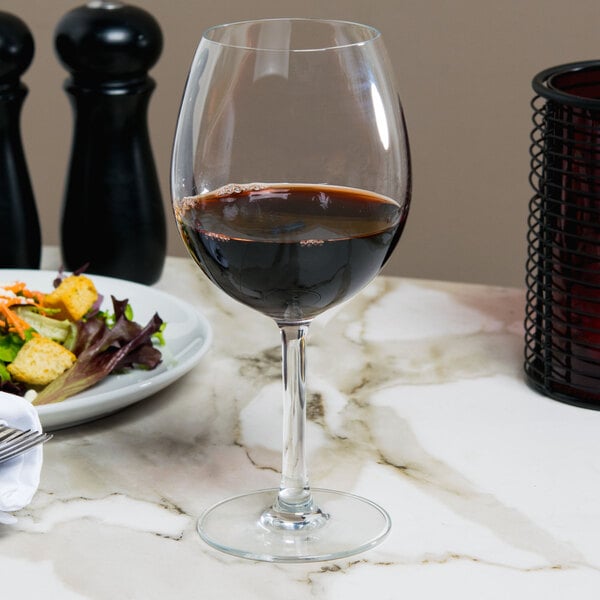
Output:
[0, 271, 165, 405]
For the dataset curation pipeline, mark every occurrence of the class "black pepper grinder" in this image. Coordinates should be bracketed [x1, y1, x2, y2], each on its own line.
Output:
[55, 1, 166, 284]
[0, 11, 40, 268]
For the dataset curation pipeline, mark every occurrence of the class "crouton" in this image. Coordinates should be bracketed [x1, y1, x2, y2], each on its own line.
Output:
[44, 275, 98, 321]
[8, 336, 76, 386]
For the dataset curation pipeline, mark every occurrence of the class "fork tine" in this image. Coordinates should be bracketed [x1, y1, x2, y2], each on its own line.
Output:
[0, 432, 41, 459]
[0, 424, 19, 437]
[0, 431, 47, 453]
[0, 433, 52, 462]
[0, 432, 52, 463]
[0, 428, 31, 444]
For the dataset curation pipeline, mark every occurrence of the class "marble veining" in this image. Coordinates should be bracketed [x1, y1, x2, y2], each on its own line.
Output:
[1, 253, 600, 598]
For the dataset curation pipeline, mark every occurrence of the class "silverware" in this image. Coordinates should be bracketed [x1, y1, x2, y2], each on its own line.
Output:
[0, 424, 52, 464]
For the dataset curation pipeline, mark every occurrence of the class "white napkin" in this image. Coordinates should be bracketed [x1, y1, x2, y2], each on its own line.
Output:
[0, 391, 43, 524]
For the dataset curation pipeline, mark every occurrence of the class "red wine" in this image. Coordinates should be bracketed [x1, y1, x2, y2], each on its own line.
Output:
[175, 183, 406, 323]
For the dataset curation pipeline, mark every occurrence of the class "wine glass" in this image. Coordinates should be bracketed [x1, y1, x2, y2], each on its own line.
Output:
[171, 18, 411, 562]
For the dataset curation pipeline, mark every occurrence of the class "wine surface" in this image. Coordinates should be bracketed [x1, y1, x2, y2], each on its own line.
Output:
[175, 183, 406, 322]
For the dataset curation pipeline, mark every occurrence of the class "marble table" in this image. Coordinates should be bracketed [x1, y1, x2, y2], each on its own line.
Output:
[2, 253, 600, 599]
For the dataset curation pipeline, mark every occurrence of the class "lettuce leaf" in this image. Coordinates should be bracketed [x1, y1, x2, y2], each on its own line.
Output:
[0, 331, 31, 385]
[33, 296, 163, 406]
[0, 332, 26, 364]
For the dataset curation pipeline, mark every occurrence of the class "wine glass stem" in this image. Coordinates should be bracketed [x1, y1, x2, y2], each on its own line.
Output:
[277, 323, 314, 513]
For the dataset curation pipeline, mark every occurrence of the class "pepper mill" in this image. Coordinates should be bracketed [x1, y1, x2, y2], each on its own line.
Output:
[55, 1, 166, 284]
[0, 11, 40, 268]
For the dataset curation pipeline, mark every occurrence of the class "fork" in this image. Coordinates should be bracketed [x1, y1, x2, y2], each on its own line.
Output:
[0, 424, 52, 464]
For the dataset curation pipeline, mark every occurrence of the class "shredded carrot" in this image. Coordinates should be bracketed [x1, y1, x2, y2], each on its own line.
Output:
[3, 282, 45, 305]
[22, 289, 46, 306]
[0, 304, 33, 338]
[2, 282, 26, 293]
[0, 281, 47, 338]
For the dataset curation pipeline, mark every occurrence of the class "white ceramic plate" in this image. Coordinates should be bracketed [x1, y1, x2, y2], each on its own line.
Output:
[0, 270, 212, 431]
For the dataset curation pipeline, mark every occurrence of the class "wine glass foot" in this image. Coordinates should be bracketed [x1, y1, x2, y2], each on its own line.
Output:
[197, 488, 391, 563]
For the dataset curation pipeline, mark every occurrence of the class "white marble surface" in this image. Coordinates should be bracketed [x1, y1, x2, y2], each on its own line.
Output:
[2, 253, 600, 598]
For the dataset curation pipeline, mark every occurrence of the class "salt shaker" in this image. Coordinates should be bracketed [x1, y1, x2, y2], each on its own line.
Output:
[0, 11, 40, 268]
[55, 1, 166, 284]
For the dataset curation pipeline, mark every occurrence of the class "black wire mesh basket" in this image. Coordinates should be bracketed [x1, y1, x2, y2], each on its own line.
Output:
[525, 60, 600, 408]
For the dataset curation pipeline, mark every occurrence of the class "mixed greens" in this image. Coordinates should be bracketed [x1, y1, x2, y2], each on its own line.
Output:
[0, 274, 165, 405]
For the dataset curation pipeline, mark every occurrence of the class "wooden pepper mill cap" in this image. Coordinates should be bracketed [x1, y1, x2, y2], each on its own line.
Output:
[0, 11, 34, 86]
[55, 1, 163, 83]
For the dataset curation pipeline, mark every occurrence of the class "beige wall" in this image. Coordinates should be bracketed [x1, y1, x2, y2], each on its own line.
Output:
[5, 0, 600, 287]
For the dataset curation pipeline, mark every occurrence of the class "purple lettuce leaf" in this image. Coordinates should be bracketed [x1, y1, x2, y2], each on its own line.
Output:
[33, 296, 163, 406]
[0, 379, 27, 396]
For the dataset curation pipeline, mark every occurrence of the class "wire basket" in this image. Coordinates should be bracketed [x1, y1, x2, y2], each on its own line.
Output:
[525, 60, 600, 408]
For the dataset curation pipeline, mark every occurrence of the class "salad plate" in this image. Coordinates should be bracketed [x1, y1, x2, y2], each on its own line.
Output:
[0, 270, 212, 431]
